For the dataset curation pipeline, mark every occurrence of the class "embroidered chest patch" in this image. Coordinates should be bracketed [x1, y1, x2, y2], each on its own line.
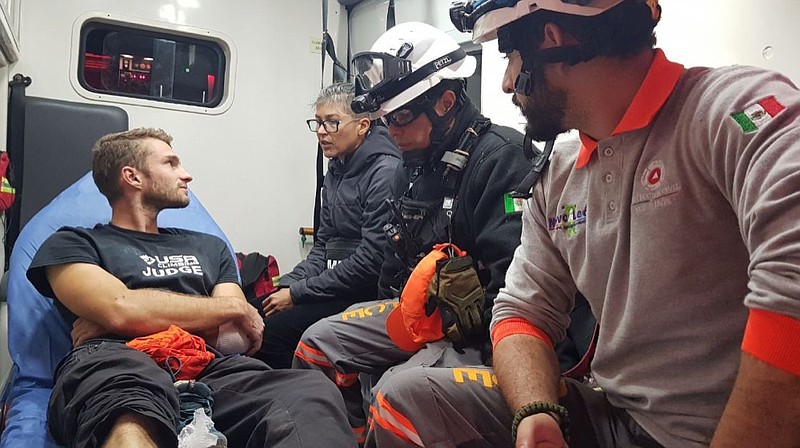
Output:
[548, 203, 587, 238]
[640, 160, 664, 190]
[632, 160, 682, 212]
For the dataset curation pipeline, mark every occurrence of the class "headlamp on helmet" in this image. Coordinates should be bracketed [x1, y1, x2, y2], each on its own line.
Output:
[450, 0, 521, 34]
[350, 47, 468, 115]
[449, 0, 654, 44]
[348, 22, 477, 119]
[450, 0, 659, 97]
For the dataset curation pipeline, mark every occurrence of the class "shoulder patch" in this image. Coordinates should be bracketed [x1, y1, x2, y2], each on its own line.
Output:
[731, 96, 785, 133]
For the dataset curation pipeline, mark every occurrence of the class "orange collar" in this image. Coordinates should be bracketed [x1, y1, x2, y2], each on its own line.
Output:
[575, 49, 684, 169]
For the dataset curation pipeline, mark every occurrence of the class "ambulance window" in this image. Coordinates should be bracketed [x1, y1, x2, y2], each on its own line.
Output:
[79, 22, 226, 107]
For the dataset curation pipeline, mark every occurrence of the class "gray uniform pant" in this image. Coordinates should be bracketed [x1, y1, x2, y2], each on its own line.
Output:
[366, 366, 664, 448]
[293, 299, 482, 445]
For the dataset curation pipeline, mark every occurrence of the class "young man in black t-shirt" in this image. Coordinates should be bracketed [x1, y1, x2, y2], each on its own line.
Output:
[27, 128, 355, 448]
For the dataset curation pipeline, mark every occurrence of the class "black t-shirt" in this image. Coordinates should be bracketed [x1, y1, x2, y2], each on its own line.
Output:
[27, 223, 239, 328]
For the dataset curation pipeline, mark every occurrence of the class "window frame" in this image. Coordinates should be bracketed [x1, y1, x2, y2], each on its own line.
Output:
[70, 12, 237, 115]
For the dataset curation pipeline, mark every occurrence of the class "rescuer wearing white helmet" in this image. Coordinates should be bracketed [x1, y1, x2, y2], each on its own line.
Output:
[293, 21, 534, 446]
[333, 1, 800, 447]
[350, 21, 478, 158]
[350, 20, 477, 119]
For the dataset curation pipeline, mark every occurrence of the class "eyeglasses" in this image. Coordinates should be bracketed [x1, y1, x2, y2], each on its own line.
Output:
[306, 118, 357, 133]
[381, 100, 427, 127]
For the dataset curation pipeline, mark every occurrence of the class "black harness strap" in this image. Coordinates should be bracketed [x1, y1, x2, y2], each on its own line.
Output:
[511, 138, 554, 199]
[440, 116, 492, 196]
[439, 116, 492, 248]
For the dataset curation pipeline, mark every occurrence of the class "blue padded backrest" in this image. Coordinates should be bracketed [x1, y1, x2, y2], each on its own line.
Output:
[1, 172, 234, 447]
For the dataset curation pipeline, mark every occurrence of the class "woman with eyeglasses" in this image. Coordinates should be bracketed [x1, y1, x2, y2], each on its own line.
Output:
[252, 82, 400, 369]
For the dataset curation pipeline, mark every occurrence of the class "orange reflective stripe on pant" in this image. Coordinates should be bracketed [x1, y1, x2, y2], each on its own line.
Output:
[335, 371, 358, 387]
[294, 341, 333, 368]
[353, 425, 367, 444]
[294, 341, 358, 387]
[369, 391, 423, 446]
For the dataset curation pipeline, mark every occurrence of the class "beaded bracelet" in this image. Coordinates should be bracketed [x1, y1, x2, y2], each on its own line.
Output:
[510, 401, 570, 442]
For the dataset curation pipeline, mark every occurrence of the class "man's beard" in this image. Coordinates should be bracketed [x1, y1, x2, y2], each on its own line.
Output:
[512, 68, 568, 142]
[143, 184, 190, 211]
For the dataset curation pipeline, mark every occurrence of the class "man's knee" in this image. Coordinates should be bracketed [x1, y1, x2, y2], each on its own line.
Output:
[293, 317, 335, 369]
[368, 368, 429, 447]
[376, 367, 430, 406]
[272, 370, 352, 420]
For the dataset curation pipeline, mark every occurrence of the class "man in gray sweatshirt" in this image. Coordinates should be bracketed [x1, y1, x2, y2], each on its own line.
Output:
[362, 1, 800, 447]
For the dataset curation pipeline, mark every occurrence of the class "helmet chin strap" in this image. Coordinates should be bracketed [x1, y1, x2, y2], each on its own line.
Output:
[404, 88, 466, 165]
[426, 98, 462, 153]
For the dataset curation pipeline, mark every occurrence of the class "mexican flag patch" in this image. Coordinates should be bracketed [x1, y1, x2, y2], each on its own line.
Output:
[731, 96, 785, 133]
[503, 193, 524, 214]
